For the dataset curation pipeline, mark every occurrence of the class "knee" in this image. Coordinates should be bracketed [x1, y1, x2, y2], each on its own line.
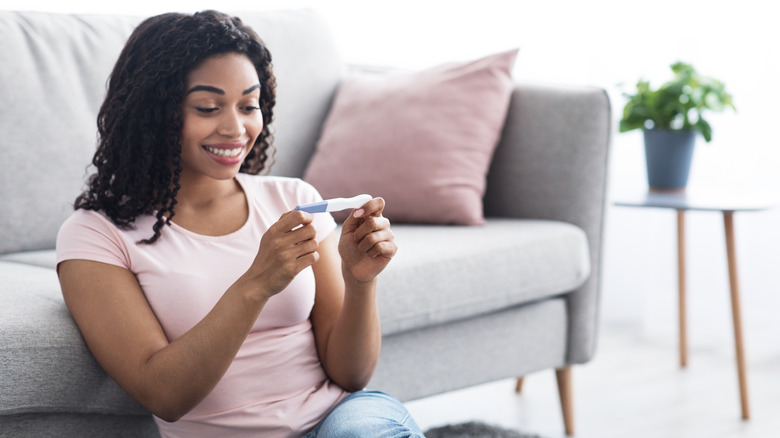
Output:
[315, 391, 423, 438]
[322, 417, 420, 438]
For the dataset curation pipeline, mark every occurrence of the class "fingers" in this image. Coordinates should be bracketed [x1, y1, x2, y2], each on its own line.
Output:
[353, 215, 397, 259]
[359, 230, 397, 258]
[271, 210, 316, 243]
[345, 197, 385, 224]
[276, 209, 314, 232]
[251, 210, 321, 297]
[337, 197, 397, 282]
[293, 244, 320, 267]
[280, 211, 318, 261]
[352, 214, 389, 242]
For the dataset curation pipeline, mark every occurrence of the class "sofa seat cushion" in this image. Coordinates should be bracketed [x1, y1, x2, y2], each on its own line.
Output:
[0, 262, 148, 417]
[376, 218, 590, 335]
[0, 250, 57, 269]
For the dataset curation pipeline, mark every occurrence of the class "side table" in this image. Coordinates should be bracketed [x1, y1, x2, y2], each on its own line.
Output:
[613, 189, 780, 420]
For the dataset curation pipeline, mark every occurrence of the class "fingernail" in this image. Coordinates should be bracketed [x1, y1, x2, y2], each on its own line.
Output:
[354, 209, 365, 218]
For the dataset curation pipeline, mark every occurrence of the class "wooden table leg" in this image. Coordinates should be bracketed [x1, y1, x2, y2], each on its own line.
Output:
[556, 367, 574, 436]
[676, 209, 687, 368]
[723, 211, 750, 420]
[514, 377, 524, 393]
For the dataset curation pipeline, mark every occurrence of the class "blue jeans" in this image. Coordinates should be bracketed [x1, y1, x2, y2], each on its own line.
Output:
[305, 390, 425, 438]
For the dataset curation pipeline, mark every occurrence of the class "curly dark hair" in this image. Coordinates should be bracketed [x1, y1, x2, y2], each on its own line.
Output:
[75, 10, 276, 244]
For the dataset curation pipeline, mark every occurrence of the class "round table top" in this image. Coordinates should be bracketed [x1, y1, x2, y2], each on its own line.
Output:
[613, 188, 780, 212]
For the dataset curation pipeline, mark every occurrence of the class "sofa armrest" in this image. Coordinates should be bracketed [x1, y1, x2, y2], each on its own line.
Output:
[484, 82, 612, 364]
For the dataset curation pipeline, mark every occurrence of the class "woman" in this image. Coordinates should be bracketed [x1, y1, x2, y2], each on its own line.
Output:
[56, 10, 423, 438]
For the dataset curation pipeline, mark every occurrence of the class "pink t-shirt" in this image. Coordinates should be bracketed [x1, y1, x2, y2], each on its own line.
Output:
[56, 174, 347, 438]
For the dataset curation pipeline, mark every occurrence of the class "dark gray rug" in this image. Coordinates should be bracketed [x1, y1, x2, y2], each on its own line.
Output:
[424, 421, 543, 438]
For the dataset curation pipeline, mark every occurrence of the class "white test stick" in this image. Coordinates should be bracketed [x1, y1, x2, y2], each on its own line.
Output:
[295, 194, 373, 213]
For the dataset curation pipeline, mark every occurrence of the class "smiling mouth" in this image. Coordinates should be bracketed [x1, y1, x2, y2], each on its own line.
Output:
[203, 145, 244, 158]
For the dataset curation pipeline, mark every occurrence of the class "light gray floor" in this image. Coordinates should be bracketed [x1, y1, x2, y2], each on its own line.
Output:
[405, 322, 780, 438]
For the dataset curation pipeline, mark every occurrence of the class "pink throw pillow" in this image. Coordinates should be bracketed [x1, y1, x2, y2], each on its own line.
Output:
[303, 49, 518, 225]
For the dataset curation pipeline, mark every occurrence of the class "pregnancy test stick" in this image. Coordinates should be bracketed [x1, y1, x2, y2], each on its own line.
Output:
[295, 194, 373, 213]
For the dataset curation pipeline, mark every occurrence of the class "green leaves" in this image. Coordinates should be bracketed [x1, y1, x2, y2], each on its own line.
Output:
[619, 62, 735, 142]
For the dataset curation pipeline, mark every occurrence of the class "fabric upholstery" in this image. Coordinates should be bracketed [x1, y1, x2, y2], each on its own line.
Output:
[0, 12, 141, 255]
[248, 9, 344, 178]
[378, 219, 590, 335]
[0, 414, 160, 438]
[484, 84, 612, 363]
[303, 50, 517, 225]
[0, 250, 57, 269]
[371, 297, 568, 402]
[0, 262, 146, 417]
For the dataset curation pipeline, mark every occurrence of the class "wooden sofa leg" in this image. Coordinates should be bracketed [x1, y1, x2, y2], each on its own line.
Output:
[556, 366, 574, 436]
[514, 377, 524, 393]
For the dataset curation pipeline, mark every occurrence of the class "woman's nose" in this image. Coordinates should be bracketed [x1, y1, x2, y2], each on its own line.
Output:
[218, 109, 247, 137]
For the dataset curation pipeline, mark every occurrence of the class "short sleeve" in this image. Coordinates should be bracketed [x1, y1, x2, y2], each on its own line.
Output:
[56, 209, 132, 271]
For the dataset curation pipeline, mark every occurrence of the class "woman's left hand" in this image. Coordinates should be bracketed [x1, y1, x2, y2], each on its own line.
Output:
[338, 197, 397, 284]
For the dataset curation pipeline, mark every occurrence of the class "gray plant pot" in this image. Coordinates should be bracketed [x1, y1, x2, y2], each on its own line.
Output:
[643, 129, 696, 191]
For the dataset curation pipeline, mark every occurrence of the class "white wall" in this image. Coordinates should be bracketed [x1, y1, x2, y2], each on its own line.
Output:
[4, 0, 779, 358]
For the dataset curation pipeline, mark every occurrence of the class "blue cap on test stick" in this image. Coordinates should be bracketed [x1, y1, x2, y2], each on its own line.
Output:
[295, 201, 328, 213]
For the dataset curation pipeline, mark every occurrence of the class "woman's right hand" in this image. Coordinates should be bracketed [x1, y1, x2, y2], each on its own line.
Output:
[245, 210, 320, 299]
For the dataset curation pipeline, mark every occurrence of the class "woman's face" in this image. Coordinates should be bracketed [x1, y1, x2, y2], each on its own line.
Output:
[180, 52, 263, 183]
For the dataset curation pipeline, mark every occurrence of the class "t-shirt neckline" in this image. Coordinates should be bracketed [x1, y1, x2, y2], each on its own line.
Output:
[167, 175, 254, 242]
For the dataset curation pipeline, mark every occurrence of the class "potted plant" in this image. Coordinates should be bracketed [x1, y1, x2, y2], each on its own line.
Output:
[619, 61, 736, 191]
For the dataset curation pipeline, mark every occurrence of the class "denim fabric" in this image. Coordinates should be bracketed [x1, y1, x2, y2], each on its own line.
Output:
[305, 390, 425, 438]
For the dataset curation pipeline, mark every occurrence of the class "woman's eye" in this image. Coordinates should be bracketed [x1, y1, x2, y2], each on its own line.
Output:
[196, 107, 218, 114]
[243, 106, 261, 112]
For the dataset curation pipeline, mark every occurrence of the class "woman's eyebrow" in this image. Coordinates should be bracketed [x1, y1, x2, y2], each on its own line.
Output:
[243, 84, 260, 95]
[185, 84, 260, 95]
[186, 85, 224, 95]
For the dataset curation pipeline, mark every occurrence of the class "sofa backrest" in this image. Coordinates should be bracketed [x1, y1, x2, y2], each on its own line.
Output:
[0, 9, 343, 255]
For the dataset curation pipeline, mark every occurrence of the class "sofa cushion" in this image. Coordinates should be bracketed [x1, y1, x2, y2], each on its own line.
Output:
[243, 9, 345, 178]
[376, 218, 590, 335]
[0, 250, 57, 269]
[1, 413, 160, 438]
[0, 262, 147, 417]
[0, 9, 343, 255]
[0, 12, 141, 256]
[303, 49, 517, 225]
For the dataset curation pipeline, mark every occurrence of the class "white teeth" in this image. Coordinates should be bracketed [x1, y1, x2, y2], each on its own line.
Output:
[204, 145, 243, 158]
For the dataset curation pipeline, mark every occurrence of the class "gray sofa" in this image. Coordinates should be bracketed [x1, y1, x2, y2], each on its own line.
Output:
[0, 9, 611, 437]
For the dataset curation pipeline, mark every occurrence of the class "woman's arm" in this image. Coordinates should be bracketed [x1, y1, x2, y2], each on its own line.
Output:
[310, 198, 397, 391]
[58, 210, 319, 422]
